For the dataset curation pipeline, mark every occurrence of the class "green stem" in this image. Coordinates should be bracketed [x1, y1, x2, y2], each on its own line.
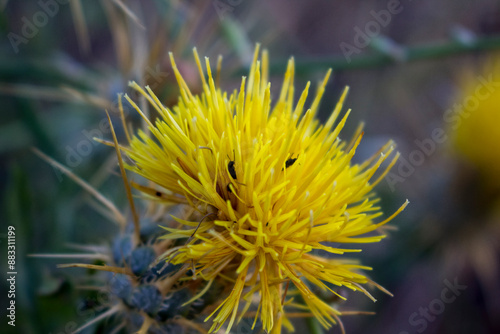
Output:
[265, 35, 500, 75]
[306, 317, 324, 334]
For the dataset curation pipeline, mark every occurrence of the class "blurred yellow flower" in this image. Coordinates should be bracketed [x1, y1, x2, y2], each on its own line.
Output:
[452, 59, 500, 188]
[122, 46, 407, 333]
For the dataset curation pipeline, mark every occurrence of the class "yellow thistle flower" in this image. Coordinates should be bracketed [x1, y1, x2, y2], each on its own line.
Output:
[120, 45, 407, 334]
[451, 59, 500, 188]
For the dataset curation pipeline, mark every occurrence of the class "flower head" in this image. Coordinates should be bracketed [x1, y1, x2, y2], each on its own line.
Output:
[122, 45, 407, 333]
[451, 59, 500, 188]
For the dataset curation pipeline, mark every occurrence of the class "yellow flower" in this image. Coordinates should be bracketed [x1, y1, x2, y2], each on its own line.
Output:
[121, 45, 407, 333]
[451, 58, 500, 188]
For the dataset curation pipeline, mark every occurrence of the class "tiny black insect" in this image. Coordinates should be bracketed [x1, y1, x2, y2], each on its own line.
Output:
[155, 191, 161, 197]
[282, 154, 298, 171]
[227, 150, 237, 179]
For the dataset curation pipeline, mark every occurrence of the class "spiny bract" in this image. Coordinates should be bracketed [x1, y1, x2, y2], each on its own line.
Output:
[120, 45, 407, 334]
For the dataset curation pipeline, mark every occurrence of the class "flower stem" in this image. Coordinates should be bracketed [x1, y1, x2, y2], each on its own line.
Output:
[306, 317, 324, 334]
[266, 34, 500, 75]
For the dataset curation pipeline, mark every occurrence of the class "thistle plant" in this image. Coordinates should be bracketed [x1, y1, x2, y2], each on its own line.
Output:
[451, 59, 500, 190]
[432, 57, 500, 321]
[14, 1, 500, 331]
[32, 148, 232, 334]
[105, 45, 408, 333]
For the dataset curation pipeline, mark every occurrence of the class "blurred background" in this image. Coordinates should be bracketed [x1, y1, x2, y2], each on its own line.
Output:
[1, 0, 500, 333]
